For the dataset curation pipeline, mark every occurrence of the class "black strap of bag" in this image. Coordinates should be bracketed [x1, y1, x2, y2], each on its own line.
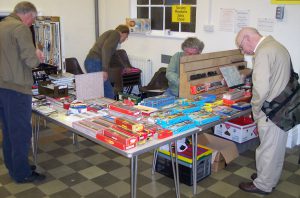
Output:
[262, 59, 300, 119]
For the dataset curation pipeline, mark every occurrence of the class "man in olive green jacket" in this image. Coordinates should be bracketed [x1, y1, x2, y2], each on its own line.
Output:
[0, 1, 45, 183]
[84, 25, 129, 99]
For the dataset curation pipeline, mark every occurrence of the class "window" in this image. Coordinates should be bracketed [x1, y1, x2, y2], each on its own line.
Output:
[135, 0, 196, 33]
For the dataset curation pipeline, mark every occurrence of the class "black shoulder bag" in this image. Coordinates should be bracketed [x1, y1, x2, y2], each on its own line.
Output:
[261, 61, 300, 131]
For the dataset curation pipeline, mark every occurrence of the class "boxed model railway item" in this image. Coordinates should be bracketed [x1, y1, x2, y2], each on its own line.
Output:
[197, 133, 239, 172]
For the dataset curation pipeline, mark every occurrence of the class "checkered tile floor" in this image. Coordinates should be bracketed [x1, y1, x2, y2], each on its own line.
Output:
[0, 122, 299, 198]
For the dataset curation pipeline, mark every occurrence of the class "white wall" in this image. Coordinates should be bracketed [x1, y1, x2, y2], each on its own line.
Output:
[0, 0, 95, 71]
[122, 0, 300, 74]
[1, 0, 300, 75]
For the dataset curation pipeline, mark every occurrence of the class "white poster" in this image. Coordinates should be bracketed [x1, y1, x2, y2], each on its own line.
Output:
[257, 18, 274, 32]
[235, 10, 250, 33]
[219, 8, 235, 32]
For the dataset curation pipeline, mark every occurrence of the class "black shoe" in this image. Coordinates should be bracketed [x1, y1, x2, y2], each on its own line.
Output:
[239, 182, 270, 195]
[30, 165, 37, 171]
[251, 173, 257, 180]
[18, 171, 46, 183]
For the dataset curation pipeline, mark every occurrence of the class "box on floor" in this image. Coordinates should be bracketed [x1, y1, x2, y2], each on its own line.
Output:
[198, 133, 239, 172]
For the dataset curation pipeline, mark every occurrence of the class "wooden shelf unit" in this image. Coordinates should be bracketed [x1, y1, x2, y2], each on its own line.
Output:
[179, 49, 251, 99]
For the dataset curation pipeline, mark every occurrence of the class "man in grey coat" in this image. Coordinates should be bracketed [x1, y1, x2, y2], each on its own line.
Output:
[236, 27, 290, 195]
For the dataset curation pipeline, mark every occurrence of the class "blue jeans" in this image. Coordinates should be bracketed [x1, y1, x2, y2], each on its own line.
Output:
[84, 58, 115, 99]
[0, 88, 32, 182]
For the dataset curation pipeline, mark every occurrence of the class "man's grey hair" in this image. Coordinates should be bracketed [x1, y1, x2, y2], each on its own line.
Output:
[13, 1, 37, 15]
[181, 37, 205, 52]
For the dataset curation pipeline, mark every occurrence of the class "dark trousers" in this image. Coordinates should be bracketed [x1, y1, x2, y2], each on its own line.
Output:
[0, 88, 32, 182]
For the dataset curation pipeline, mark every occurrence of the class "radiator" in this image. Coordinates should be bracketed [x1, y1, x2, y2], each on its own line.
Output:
[129, 55, 153, 86]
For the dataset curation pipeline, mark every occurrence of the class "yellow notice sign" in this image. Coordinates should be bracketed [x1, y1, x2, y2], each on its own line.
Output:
[172, 5, 191, 23]
[271, 0, 300, 4]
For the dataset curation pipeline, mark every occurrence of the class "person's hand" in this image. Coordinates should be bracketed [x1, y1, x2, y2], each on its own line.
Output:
[35, 49, 45, 63]
[102, 71, 108, 81]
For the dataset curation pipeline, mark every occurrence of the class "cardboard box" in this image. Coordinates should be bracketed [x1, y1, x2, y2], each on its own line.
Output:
[38, 81, 68, 98]
[214, 117, 258, 143]
[211, 150, 226, 172]
[198, 133, 239, 172]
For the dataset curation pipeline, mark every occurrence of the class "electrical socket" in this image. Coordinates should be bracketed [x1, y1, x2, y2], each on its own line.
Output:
[276, 6, 284, 20]
[203, 24, 214, 32]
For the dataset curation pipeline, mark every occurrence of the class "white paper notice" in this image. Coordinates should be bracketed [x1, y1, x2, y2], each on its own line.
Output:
[219, 8, 235, 32]
[257, 18, 274, 32]
[75, 72, 104, 100]
[235, 10, 250, 33]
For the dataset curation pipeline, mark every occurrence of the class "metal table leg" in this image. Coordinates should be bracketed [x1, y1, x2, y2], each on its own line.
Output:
[31, 114, 40, 166]
[131, 156, 138, 198]
[169, 142, 180, 198]
[192, 133, 198, 195]
[72, 133, 79, 148]
[174, 140, 180, 198]
[169, 143, 178, 197]
[151, 149, 158, 175]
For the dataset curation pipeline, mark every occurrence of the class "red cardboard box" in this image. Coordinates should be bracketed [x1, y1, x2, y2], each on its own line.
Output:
[96, 134, 136, 150]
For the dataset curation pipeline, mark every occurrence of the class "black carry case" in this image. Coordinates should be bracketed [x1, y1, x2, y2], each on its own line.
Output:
[262, 62, 300, 131]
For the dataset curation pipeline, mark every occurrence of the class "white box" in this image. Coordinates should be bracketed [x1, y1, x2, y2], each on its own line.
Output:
[297, 124, 300, 145]
[286, 124, 300, 148]
[214, 117, 258, 143]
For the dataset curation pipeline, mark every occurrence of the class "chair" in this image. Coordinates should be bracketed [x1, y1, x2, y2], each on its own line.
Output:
[109, 50, 141, 96]
[139, 67, 169, 98]
[65, 57, 84, 75]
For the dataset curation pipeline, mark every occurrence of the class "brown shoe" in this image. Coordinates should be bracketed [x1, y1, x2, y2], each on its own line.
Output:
[239, 182, 270, 195]
[251, 173, 257, 180]
[250, 173, 276, 190]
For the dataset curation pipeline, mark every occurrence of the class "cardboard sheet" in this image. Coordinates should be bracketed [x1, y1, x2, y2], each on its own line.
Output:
[75, 72, 104, 100]
[198, 133, 239, 164]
